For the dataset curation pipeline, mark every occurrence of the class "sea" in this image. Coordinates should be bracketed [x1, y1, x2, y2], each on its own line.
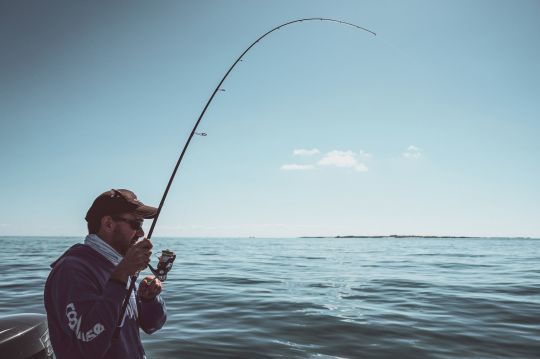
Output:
[1, 236, 539, 358]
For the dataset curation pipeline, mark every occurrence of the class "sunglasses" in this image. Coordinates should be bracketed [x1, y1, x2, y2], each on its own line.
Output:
[112, 216, 143, 231]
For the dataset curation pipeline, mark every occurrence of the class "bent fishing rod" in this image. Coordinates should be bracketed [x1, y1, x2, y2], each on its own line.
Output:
[113, 17, 375, 339]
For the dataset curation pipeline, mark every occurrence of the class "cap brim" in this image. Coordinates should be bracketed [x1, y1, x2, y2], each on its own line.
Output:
[132, 205, 158, 219]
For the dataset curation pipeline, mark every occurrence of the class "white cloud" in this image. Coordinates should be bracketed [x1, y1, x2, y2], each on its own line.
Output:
[317, 150, 368, 172]
[280, 164, 315, 171]
[293, 148, 320, 156]
[402, 145, 422, 159]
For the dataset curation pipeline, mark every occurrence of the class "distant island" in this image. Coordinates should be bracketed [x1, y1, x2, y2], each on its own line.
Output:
[300, 235, 473, 239]
[299, 235, 535, 239]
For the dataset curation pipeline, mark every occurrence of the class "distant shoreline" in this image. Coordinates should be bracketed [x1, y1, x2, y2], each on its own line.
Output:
[299, 235, 537, 239]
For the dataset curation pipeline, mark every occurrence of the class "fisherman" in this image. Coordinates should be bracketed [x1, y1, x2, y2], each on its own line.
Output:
[44, 189, 167, 358]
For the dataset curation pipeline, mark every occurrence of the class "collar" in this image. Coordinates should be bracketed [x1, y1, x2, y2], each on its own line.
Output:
[84, 234, 123, 266]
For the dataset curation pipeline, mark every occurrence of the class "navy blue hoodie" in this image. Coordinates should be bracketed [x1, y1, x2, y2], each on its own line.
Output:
[44, 244, 167, 359]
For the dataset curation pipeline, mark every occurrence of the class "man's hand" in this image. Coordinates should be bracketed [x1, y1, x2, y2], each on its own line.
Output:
[137, 275, 162, 300]
[111, 238, 153, 284]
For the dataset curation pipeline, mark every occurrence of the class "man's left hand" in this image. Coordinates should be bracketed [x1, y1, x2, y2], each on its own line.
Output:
[137, 275, 162, 300]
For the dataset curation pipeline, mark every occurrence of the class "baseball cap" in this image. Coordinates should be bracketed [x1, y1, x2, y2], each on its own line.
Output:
[85, 189, 158, 223]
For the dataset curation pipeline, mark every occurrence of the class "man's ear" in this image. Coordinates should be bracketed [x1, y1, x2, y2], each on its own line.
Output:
[101, 215, 115, 233]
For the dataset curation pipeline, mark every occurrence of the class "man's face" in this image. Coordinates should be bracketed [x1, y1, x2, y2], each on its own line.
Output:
[110, 213, 144, 256]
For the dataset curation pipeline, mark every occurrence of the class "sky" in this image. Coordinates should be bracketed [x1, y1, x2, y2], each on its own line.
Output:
[1, 0, 539, 238]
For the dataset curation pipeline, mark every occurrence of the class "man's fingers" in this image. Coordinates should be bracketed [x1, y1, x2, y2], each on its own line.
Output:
[138, 279, 162, 299]
[136, 238, 153, 249]
[138, 276, 161, 298]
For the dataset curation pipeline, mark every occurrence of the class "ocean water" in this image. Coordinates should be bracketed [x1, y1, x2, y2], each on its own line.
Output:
[0, 236, 539, 358]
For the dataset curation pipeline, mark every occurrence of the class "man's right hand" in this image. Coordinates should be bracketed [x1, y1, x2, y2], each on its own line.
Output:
[111, 238, 153, 284]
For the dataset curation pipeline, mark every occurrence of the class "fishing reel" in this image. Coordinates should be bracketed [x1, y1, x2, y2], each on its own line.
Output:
[148, 249, 176, 282]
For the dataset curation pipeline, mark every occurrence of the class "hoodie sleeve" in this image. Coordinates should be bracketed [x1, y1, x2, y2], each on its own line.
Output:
[48, 257, 127, 359]
[137, 293, 167, 334]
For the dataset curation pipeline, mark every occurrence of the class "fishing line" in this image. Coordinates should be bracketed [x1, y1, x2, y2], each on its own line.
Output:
[113, 17, 376, 340]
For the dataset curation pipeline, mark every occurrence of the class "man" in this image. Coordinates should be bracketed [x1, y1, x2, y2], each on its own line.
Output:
[44, 189, 167, 358]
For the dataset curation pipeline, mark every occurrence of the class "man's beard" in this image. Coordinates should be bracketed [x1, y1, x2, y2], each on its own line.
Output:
[111, 229, 138, 256]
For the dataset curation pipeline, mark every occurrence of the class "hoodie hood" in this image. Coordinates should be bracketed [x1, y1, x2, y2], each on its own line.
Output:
[50, 243, 112, 269]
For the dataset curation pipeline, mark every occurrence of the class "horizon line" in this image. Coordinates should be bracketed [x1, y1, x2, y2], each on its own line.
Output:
[0, 235, 538, 240]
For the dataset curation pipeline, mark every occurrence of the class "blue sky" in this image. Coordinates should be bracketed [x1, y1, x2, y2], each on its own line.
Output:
[1, 0, 539, 237]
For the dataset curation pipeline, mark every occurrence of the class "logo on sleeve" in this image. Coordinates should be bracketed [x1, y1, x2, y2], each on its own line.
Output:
[65, 303, 105, 342]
